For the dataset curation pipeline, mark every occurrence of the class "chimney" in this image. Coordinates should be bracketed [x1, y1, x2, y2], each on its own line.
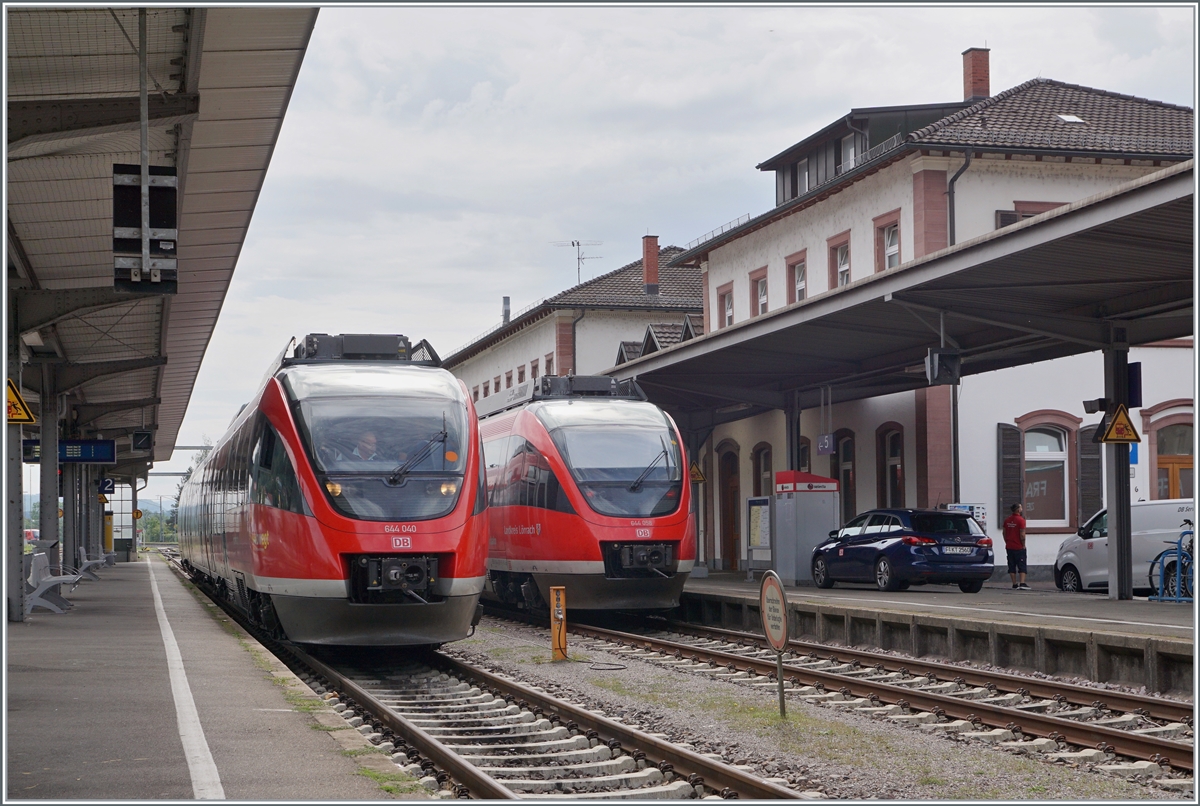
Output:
[962, 47, 990, 103]
[502, 296, 510, 325]
[642, 235, 659, 295]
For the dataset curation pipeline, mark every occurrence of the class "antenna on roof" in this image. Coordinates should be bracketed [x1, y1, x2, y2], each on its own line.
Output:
[551, 240, 603, 285]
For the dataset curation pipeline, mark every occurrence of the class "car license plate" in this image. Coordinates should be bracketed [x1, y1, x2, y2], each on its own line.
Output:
[942, 546, 972, 554]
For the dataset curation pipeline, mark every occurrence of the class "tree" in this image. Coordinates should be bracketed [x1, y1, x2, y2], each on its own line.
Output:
[171, 437, 211, 533]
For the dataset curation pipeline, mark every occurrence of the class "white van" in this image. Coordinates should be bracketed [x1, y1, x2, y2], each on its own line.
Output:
[1054, 499, 1194, 593]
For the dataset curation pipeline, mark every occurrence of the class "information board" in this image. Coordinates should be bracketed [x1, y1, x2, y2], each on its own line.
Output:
[747, 496, 771, 549]
[23, 439, 117, 464]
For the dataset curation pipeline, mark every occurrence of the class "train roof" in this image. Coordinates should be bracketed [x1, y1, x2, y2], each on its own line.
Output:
[476, 375, 647, 420]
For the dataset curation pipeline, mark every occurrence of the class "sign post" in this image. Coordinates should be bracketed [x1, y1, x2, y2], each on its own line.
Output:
[759, 570, 789, 719]
[549, 586, 567, 661]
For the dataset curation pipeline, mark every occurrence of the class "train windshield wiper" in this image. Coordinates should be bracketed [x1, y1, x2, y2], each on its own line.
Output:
[628, 436, 669, 492]
[388, 430, 447, 484]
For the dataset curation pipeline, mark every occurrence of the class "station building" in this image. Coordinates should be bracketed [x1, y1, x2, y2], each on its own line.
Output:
[623, 50, 1194, 571]
[443, 241, 702, 400]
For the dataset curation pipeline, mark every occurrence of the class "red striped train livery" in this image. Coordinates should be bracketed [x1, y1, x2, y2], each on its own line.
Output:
[178, 334, 487, 645]
[478, 375, 696, 610]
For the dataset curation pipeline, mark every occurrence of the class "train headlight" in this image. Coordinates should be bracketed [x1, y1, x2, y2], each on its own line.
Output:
[440, 481, 458, 496]
[325, 481, 342, 496]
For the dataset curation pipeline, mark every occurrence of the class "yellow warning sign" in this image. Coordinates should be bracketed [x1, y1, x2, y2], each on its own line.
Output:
[1100, 404, 1141, 444]
[7, 378, 36, 424]
[689, 461, 707, 484]
[98, 493, 108, 504]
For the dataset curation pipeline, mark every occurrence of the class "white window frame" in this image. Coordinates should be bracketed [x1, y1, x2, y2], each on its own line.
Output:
[1024, 427, 1069, 528]
[836, 244, 851, 287]
[798, 159, 809, 194]
[840, 134, 856, 172]
[723, 292, 733, 327]
[793, 260, 806, 302]
[756, 277, 768, 315]
[883, 224, 900, 269]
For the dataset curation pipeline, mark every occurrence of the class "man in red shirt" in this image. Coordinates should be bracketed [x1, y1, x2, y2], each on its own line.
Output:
[1003, 503, 1029, 590]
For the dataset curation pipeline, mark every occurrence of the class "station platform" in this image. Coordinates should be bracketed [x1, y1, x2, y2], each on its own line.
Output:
[6, 553, 408, 801]
[679, 572, 1194, 697]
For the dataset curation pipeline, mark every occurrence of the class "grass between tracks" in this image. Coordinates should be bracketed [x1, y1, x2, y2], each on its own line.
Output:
[356, 767, 427, 796]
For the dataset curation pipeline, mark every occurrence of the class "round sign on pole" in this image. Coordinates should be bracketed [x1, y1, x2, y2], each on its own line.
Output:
[132, 509, 143, 520]
[759, 570, 789, 652]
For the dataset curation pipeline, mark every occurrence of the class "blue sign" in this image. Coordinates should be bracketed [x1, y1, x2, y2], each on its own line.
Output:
[22, 439, 117, 465]
[98, 477, 116, 495]
[1130, 443, 1139, 465]
[817, 433, 835, 456]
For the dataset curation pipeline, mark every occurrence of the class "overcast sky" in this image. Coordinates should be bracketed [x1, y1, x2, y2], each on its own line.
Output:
[127, 3, 1195, 505]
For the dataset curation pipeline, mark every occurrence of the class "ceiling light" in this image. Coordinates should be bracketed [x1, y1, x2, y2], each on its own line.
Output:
[20, 331, 43, 347]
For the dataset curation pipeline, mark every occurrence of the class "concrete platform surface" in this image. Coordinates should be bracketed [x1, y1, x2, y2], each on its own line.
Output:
[685, 572, 1194, 640]
[6, 553, 408, 801]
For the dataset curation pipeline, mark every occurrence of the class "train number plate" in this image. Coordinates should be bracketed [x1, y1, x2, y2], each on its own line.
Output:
[392, 537, 412, 549]
[942, 546, 972, 554]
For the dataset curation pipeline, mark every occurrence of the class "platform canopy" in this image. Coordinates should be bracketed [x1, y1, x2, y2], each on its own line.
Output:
[7, 7, 318, 478]
[610, 162, 1195, 431]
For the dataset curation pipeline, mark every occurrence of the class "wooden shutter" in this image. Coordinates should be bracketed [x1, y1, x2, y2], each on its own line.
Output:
[997, 424, 1024, 512]
[995, 210, 1022, 229]
[1078, 425, 1103, 522]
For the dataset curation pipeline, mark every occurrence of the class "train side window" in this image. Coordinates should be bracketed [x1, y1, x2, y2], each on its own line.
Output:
[498, 438, 574, 514]
[252, 423, 304, 514]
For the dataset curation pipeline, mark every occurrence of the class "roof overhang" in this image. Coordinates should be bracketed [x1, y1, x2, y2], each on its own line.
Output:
[611, 161, 1194, 431]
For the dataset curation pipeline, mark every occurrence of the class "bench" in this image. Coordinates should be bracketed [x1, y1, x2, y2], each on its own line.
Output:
[25, 553, 83, 615]
[75, 546, 106, 580]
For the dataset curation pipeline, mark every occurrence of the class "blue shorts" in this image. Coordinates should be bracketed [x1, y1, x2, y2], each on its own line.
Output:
[1006, 548, 1027, 574]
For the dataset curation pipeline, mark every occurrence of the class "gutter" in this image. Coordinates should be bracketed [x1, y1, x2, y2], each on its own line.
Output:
[570, 309, 586, 374]
[946, 149, 973, 246]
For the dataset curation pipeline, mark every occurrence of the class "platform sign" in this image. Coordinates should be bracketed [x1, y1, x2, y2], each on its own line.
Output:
[98, 477, 116, 495]
[759, 570, 789, 719]
[132, 509, 143, 520]
[7, 379, 36, 424]
[817, 433, 835, 456]
[689, 461, 706, 483]
[23, 439, 117, 464]
[1100, 404, 1141, 444]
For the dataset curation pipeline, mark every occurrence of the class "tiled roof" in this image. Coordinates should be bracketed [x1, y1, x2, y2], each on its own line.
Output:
[647, 322, 685, 349]
[546, 246, 699, 310]
[682, 313, 704, 340]
[909, 78, 1193, 156]
[616, 341, 643, 365]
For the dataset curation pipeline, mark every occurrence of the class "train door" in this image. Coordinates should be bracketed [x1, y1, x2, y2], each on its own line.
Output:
[719, 450, 740, 571]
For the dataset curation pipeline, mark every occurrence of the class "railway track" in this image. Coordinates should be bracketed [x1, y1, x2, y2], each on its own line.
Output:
[548, 617, 1194, 788]
[166, 555, 815, 799]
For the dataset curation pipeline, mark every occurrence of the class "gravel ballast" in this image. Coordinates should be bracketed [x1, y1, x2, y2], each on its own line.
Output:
[444, 617, 1188, 800]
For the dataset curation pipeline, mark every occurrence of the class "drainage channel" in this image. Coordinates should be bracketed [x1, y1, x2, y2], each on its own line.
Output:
[559, 621, 1194, 794]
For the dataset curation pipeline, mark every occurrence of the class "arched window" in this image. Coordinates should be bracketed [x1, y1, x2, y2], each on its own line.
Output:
[1157, 424, 1193, 500]
[752, 443, 773, 497]
[875, 422, 905, 508]
[1024, 427, 1068, 527]
[796, 436, 811, 473]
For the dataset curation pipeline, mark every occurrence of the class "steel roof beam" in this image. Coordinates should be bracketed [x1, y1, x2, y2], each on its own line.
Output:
[82, 424, 158, 440]
[72, 397, 161, 428]
[53, 356, 167, 395]
[14, 287, 164, 336]
[7, 93, 200, 152]
[884, 295, 1111, 349]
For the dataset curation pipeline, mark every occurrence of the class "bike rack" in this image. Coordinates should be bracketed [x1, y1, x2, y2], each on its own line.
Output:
[1148, 529, 1193, 604]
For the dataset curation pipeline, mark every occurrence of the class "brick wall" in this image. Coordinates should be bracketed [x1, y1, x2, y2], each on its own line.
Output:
[912, 169, 948, 258]
[555, 316, 574, 375]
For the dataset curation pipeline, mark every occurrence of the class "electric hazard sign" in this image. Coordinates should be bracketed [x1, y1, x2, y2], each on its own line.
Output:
[1100, 404, 1141, 444]
[7, 379, 36, 424]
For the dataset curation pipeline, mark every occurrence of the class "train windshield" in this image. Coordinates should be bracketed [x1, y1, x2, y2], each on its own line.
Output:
[535, 400, 683, 517]
[281, 365, 469, 521]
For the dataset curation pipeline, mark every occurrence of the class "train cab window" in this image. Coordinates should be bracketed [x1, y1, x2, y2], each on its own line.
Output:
[493, 438, 574, 513]
[251, 423, 305, 514]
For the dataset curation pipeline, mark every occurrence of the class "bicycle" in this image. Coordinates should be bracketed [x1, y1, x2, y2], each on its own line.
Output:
[1148, 519, 1193, 602]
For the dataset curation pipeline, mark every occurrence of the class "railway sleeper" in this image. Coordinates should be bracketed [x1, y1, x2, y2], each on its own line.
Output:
[459, 745, 610, 766]
[477, 756, 638, 780]
[422, 719, 549, 737]
[432, 721, 559, 743]
[518, 780, 697, 799]
[499, 767, 667, 795]
[406, 711, 534, 729]
[387, 698, 509, 714]
[1132, 723, 1191, 739]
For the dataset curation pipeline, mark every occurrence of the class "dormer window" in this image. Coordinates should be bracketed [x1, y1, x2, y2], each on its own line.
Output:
[1056, 114, 1085, 123]
[840, 134, 857, 173]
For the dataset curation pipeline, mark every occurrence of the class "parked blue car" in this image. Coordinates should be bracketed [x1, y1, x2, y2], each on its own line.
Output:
[812, 509, 994, 593]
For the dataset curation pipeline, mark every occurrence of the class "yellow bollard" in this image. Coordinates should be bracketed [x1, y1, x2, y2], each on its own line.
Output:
[550, 586, 567, 661]
[103, 511, 114, 553]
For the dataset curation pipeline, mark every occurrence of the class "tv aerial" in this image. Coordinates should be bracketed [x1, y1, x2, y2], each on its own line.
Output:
[552, 240, 602, 285]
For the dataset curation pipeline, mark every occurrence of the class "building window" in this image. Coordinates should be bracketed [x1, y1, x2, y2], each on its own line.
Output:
[517, 366, 526, 384]
[832, 433, 856, 524]
[796, 437, 811, 473]
[716, 282, 734, 328]
[545, 355, 553, 376]
[883, 225, 899, 269]
[835, 245, 850, 286]
[482, 381, 489, 398]
[792, 261, 806, 302]
[748, 269, 767, 317]
[505, 371, 513, 389]
[530, 359, 539, 380]
[1157, 424, 1193, 500]
[494, 375, 501, 393]
[876, 423, 905, 508]
[827, 232, 851, 291]
[839, 133, 857, 173]
[473, 386, 480, 403]
[752, 443, 773, 497]
[873, 210, 902, 273]
[1024, 427, 1069, 527]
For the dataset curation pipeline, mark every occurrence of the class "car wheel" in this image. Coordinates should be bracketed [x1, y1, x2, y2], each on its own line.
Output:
[958, 579, 984, 593]
[875, 557, 901, 592]
[812, 556, 834, 589]
[1059, 565, 1082, 593]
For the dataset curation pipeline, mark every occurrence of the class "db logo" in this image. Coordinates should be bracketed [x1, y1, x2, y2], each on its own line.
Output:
[392, 537, 412, 549]
[636, 528, 651, 538]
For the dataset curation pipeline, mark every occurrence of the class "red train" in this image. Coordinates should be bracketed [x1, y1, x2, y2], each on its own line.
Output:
[478, 375, 695, 610]
[178, 333, 488, 645]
